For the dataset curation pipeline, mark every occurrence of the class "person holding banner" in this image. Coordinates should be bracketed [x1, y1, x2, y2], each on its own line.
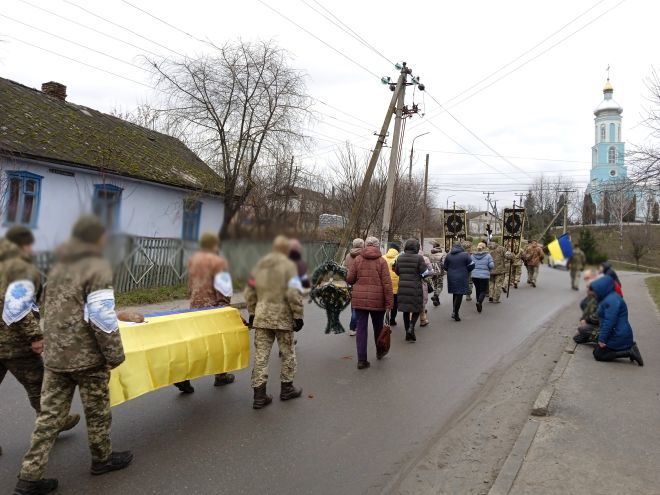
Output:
[173, 233, 235, 394]
[523, 240, 545, 288]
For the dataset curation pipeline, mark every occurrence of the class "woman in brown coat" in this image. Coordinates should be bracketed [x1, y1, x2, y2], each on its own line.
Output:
[346, 237, 393, 369]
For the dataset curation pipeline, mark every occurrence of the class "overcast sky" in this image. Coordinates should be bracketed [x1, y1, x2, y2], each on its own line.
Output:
[1, 0, 657, 209]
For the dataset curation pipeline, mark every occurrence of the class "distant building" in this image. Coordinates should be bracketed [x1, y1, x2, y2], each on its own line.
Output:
[0, 77, 224, 249]
[467, 211, 502, 238]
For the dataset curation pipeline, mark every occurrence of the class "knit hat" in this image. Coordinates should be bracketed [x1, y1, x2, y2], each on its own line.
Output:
[273, 235, 290, 254]
[200, 232, 219, 250]
[72, 215, 106, 244]
[289, 238, 302, 253]
[5, 225, 34, 247]
[352, 238, 365, 248]
[365, 236, 380, 247]
[387, 242, 401, 252]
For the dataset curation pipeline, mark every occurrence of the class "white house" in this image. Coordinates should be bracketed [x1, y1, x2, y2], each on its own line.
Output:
[0, 78, 224, 250]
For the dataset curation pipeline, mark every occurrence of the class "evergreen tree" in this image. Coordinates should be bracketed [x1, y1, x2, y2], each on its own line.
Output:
[653, 201, 659, 223]
[578, 228, 598, 264]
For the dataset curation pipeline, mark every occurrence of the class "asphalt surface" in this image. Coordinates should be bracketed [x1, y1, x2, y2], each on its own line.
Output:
[0, 266, 579, 495]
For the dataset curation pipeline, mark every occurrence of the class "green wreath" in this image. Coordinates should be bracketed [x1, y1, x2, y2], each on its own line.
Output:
[310, 260, 352, 334]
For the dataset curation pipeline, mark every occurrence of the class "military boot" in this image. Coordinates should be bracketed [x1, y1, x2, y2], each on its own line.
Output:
[629, 343, 644, 366]
[280, 382, 303, 401]
[253, 383, 273, 409]
[58, 413, 80, 433]
[409, 324, 417, 342]
[431, 294, 440, 306]
[91, 451, 134, 476]
[13, 478, 58, 495]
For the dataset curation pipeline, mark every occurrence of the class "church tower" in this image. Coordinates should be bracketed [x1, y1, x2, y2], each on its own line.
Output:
[587, 77, 626, 205]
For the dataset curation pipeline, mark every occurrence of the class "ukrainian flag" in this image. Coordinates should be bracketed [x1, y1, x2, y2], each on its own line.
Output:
[547, 233, 574, 262]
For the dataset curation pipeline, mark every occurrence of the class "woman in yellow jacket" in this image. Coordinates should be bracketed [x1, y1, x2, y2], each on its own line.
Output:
[383, 242, 401, 326]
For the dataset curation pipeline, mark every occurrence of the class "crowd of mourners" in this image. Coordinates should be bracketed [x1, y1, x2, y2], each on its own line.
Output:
[0, 220, 645, 494]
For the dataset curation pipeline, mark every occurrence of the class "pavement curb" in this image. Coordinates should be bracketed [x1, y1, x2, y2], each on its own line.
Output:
[531, 341, 577, 416]
[488, 340, 578, 495]
[487, 419, 540, 495]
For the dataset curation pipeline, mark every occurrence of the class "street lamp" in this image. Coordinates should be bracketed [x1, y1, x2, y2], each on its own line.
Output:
[446, 194, 456, 209]
[409, 132, 430, 180]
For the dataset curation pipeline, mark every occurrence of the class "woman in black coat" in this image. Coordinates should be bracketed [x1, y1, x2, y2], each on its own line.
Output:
[443, 243, 475, 322]
[394, 238, 427, 342]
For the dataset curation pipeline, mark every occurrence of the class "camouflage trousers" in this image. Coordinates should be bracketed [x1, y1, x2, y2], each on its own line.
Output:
[251, 329, 296, 388]
[431, 273, 444, 296]
[570, 269, 582, 290]
[504, 265, 522, 288]
[466, 275, 474, 300]
[19, 368, 112, 481]
[0, 354, 43, 412]
[489, 274, 506, 302]
[526, 266, 540, 285]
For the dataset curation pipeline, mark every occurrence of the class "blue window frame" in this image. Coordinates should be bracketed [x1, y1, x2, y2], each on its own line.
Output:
[92, 184, 122, 230]
[182, 199, 202, 241]
[4, 171, 43, 227]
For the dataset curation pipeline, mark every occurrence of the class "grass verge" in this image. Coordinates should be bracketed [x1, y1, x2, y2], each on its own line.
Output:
[116, 285, 188, 308]
[646, 277, 660, 312]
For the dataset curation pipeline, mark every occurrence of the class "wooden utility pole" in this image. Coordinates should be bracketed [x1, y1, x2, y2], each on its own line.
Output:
[558, 189, 576, 234]
[420, 153, 429, 247]
[380, 73, 407, 248]
[334, 68, 407, 263]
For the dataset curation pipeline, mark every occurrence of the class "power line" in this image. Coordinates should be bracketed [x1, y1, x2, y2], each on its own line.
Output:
[0, 13, 151, 74]
[316, 99, 378, 128]
[256, 0, 382, 80]
[15, 0, 162, 58]
[301, 0, 394, 67]
[7, 35, 155, 90]
[417, 149, 591, 166]
[118, 0, 219, 50]
[61, 0, 187, 58]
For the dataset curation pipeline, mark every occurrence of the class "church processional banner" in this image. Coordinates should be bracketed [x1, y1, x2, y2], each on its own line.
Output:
[444, 209, 467, 252]
[501, 207, 526, 254]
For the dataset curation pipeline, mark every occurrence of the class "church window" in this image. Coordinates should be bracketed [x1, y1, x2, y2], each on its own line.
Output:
[609, 123, 615, 141]
[608, 146, 616, 164]
[600, 125, 606, 142]
[610, 170, 617, 177]
[618, 125, 621, 142]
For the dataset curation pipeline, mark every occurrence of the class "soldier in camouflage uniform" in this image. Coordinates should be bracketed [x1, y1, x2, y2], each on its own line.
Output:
[428, 242, 445, 306]
[567, 246, 587, 291]
[1, 227, 79, 459]
[245, 235, 304, 410]
[573, 270, 600, 344]
[460, 240, 474, 301]
[14, 217, 132, 495]
[503, 241, 525, 291]
[488, 241, 508, 303]
[173, 232, 235, 394]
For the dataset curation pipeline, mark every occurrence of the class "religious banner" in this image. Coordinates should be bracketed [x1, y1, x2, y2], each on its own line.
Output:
[502, 207, 526, 254]
[443, 209, 467, 252]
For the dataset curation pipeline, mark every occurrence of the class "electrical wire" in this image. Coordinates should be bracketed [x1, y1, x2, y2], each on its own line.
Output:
[61, 0, 187, 58]
[301, 0, 394, 67]
[315, 99, 378, 128]
[0, 13, 151, 74]
[16, 0, 162, 58]
[7, 35, 155, 89]
[256, 0, 382, 80]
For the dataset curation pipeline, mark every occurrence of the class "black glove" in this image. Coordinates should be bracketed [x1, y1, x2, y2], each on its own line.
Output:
[294, 319, 304, 332]
[248, 315, 255, 328]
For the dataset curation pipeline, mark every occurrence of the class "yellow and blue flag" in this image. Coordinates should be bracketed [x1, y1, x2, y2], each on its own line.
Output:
[547, 234, 574, 262]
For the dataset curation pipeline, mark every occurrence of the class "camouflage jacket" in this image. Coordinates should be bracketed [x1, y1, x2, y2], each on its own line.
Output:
[580, 294, 599, 327]
[567, 248, 587, 271]
[245, 252, 304, 331]
[523, 245, 545, 267]
[0, 238, 42, 359]
[42, 240, 125, 373]
[187, 250, 230, 309]
[489, 244, 507, 275]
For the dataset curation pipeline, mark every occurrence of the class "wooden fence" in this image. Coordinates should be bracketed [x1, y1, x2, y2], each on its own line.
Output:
[35, 235, 340, 293]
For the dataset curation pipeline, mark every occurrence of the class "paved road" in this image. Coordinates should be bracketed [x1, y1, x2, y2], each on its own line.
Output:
[0, 266, 580, 495]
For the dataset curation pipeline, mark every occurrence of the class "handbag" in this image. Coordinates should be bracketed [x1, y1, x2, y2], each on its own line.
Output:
[376, 313, 392, 357]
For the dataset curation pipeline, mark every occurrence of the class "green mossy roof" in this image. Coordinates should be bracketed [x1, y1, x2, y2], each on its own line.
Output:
[0, 77, 222, 194]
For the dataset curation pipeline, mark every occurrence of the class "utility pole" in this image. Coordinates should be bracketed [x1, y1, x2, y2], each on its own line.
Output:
[558, 189, 577, 234]
[409, 131, 430, 181]
[515, 192, 526, 206]
[420, 153, 429, 247]
[334, 68, 407, 263]
[380, 75, 406, 248]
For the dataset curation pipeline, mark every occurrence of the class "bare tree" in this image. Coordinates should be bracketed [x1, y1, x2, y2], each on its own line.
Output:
[600, 178, 637, 253]
[629, 225, 653, 269]
[631, 68, 660, 188]
[147, 40, 312, 238]
[524, 175, 576, 236]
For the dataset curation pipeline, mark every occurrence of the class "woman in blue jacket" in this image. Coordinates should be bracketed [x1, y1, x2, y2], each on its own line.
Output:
[443, 242, 475, 322]
[590, 275, 643, 366]
[471, 242, 494, 314]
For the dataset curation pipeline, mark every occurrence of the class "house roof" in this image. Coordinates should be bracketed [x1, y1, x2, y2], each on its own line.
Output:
[0, 77, 222, 194]
[467, 211, 494, 220]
